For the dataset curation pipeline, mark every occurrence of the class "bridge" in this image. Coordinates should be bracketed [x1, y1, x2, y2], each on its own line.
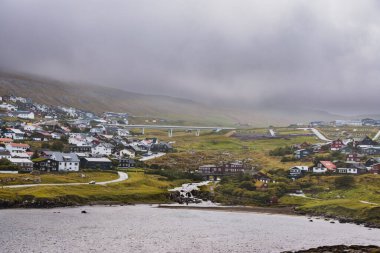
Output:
[107, 124, 236, 137]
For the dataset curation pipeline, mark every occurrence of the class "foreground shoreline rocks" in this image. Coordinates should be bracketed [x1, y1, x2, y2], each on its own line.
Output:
[282, 245, 380, 253]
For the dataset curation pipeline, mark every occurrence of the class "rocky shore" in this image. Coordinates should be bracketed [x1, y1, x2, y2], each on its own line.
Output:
[295, 209, 380, 229]
[283, 245, 380, 253]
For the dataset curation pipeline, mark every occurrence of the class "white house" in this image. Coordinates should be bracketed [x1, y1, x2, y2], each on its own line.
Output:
[14, 111, 35, 120]
[50, 152, 80, 171]
[119, 149, 136, 158]
[51, 133, 62, 139]
[5, 143, 30, 156]
[90, 126, 105, 134]
[9, 158, 33, 171]
[4, 128, 25, 140]
[289, 166, 309, 178]
[0, 103, 17, 111]
[23, 125, 36, 131]
[92, 143, 113, 156]
[117, 129, 130, 137]
[0, 150, 11, 159]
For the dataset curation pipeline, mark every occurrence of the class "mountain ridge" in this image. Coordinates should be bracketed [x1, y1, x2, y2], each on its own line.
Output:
[1, 71, 374, 126]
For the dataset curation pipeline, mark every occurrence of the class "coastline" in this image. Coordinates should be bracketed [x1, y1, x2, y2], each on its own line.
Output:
[1, 198, 379, 229]
[157, 204, 297, 216]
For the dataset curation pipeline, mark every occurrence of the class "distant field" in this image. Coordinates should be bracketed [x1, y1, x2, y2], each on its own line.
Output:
[317, 126, 380, 140]
[143, 128, 317, 171]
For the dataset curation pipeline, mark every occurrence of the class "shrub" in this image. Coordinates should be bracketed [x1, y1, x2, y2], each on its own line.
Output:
[335, 176, 355, 189]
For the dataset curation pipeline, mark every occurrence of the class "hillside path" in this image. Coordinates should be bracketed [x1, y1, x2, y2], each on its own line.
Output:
[2, 171, 128, 189]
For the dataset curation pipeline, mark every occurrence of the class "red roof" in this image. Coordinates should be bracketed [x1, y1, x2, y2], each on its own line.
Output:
[320, 161, 336, 170]
[0, 138, 13, 143]
[9, 143, 30, 148]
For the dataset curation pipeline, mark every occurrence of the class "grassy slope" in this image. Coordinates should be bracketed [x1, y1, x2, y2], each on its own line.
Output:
[280, 174, 380, 225]
[0, 172, 186, 205]
[0, 172, 118, 186]
[144, 128, 317, 171]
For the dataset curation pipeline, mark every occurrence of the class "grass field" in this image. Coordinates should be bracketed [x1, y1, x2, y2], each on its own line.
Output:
[279, 174, 380, 225]
[0, 172, 187, 206]
[0, 171, 119, 186]
[142, 128, 317, 171]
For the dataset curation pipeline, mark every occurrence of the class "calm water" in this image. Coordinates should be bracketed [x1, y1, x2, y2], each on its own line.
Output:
[0, 205, 379, 253]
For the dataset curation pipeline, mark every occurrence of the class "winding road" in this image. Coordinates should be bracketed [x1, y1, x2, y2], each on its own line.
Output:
[297, 128, 331, 142]
[2, 171, 128, 189]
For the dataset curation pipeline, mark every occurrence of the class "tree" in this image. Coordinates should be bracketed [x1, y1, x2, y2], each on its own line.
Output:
[0, 158, 12, 166]
[335, 176, 355, 189]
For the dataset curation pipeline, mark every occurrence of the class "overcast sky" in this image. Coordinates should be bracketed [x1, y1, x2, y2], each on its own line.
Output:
[1, 0, 380, 115]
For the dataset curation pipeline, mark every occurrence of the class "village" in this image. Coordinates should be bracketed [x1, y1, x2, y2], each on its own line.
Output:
[1, 94, 380, 181]
[0, 94, 177, 176]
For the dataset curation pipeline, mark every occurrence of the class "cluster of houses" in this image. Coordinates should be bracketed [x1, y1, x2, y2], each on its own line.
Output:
[0, 94, 97, 121]
[292, 136, 380, 160]
[0, 95, 175, 174]
[0, 135, 136, 172]
[289, 136, 380, 178]
[310, 118, 380, 127]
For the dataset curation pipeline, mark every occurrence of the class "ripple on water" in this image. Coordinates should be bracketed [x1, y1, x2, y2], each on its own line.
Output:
[0, 205, 379, 253]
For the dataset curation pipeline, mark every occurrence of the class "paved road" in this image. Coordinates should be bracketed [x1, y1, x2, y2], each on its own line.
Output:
[298, 128, 331, 142]
[269, 129, 276, 137]
[373, 130, 380, 140]
[3, 171, 128, 189]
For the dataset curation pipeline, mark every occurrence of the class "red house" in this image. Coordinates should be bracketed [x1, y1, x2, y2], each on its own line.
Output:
[346, 153, 361, 163]
[331, 139, 344, 151]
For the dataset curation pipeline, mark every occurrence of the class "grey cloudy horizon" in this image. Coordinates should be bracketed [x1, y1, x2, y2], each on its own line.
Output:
[1, 0, 380, 115]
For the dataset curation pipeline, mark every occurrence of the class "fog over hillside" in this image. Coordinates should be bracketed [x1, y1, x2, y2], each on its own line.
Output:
[1, 1, 380, 121]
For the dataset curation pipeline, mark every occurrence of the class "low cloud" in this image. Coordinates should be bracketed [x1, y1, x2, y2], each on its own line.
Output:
[1, 0, 380, 115]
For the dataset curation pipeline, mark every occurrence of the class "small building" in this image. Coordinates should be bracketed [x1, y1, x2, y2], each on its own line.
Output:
[224, 162, 245, 174]
[92, 143, 113, 156]
[3, 128, 25, 140]
[294, 149, 310, 159]
[197, 165, 218, 174]
[331, 139, 344, 151]
[288, 166, 309, 178]
[0, 138, 13, 144]
[0, 150, 11, 159]
[252, 172, 271, 183]
[346, 153, 362, 163]
[33, 158, 59, 172]
[50, 152, 80, 171]
[9, 158, 33, 172]
[359, 147, 380, 155]
[14, 111, 35, 120]
[5, 143, 30, 156]
[336, 163, 367, 174]
[69, 145, 92, 153]
[370, 163, 380, 174]
[80, 157, 113, 170]
[357, 136, 378, 147]
[150, 142, 173, 153]
[313, 161, 336, 173]
[117, 158, 135, 168]
[365, 157, 380, 168]
[119, 149, 136, 158]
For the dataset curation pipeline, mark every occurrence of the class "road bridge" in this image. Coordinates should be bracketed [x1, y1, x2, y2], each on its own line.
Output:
[107, 124, 236, 137]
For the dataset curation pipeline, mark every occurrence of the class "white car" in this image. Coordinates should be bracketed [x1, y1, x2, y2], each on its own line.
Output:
[89, 181, 96, 185]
